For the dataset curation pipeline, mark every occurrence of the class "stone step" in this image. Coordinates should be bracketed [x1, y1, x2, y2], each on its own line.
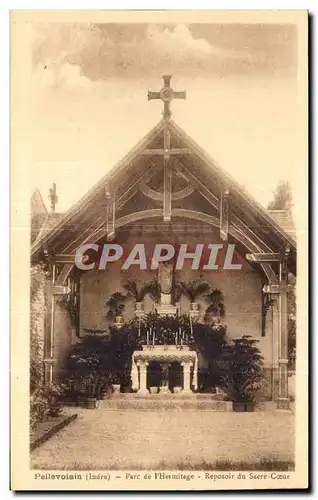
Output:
[109, 393, 225, 400]
[100, 398, 233, 411]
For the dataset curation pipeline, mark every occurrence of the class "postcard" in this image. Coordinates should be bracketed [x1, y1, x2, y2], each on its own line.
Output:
[11, 10, 308, 490]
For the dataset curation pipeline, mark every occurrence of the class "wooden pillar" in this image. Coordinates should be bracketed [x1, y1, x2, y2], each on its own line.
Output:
[246, 247, 292, 410]
[44, 266, 72, 385]
[277, 286, 290, 409]
[44, 264, 56, 385]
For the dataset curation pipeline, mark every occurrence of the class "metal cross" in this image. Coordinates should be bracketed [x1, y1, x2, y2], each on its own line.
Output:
[148, 75, 186, 120]
[48, 183, 58, 213]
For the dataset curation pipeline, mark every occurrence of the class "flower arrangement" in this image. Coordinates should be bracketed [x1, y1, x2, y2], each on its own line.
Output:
[136, 313, 193, 346]
[106, 292, 127, 319]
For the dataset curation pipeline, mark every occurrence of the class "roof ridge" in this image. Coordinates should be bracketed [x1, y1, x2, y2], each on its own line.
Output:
[31, 117, 296, 257]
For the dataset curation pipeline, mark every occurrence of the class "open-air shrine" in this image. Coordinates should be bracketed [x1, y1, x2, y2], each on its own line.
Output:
[31, 76, 297, 412]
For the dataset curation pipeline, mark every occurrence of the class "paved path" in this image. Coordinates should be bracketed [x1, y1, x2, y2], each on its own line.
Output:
[31, 409, 295, 470]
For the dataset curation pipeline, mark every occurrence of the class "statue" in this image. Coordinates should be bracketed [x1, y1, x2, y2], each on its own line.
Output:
[158, 261, 173, 305]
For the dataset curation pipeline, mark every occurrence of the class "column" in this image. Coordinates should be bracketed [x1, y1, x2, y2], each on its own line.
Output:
[130, 355, 139, 392]
[44, 264, 56, 385]
[181, 361, 193, 393]
[277, 289, 290, 409]
[137, 361, 149, 395]
[193, 356, 198, 391]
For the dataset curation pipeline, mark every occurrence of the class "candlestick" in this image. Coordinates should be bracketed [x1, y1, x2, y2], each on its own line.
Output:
[175, 330, 178, 345]
[189, 313, 193, 340]
[179, 327, 182, 344]
[153, 328, 155, 345]
[138, 321, 141, 337]
[147, 329, 149, 345]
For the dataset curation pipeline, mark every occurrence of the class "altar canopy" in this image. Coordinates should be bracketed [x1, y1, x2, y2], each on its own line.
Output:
[31, 76, 296, 408]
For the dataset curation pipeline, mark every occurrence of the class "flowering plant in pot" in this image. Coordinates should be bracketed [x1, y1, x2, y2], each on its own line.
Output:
[80, 372, 102, 409]
[177, 280, 210, 319]
[106, 292, 127, 327]
[123, 278, 160, 317]
[159, 364, 170, 394]
[204, 288, 225, 323]
[218, 335, 264, 412]
[110, 373, 121, 394]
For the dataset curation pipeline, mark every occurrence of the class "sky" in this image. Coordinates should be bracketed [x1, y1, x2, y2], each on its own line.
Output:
[28, 21, 305, 218]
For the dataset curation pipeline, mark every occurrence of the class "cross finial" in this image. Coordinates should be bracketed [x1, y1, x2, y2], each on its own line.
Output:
[48, 183, 58, 213]
[148, 75, 186, 120]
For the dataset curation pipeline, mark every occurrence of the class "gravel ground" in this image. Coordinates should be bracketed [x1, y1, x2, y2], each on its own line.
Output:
[31, 408, 295, 470]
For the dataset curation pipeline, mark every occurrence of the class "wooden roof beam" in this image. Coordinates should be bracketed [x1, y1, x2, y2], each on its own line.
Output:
[220, 188, 230, 241]
[105, 186, 116, 241]
[116, 160, 158, 210]
[246, 253, 280, 263]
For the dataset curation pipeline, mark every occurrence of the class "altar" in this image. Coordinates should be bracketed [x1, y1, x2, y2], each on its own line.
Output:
[130, 345, 198, 394]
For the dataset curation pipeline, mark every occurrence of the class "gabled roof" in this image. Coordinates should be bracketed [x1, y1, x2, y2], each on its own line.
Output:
[31, 119, 167, 255]
[267, 210, 296, 239]
[31, 118, 296, 272]
[33, 212, 65, 246]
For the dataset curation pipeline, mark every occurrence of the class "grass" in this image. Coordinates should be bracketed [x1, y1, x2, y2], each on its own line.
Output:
[31, 459, 294, 471]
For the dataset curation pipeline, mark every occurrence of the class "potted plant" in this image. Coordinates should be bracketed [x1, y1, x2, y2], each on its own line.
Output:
[106, 292, 127, 327]
[219, 335, 264, 412]
[110, 373, 121, 394]
[122, 278, 160, 318]
[149, 386, 158, 394]
[159, 364, 170, 394]
[42, 383, 66, 417]
[177, 280, 211, 319]
[120, 372, 132, 393]
[81, 372, 99, 409]
[204, 288, 225, 323]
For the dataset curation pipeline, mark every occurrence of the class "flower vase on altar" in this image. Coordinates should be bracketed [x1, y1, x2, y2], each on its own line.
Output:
[159, 363, 170, 394]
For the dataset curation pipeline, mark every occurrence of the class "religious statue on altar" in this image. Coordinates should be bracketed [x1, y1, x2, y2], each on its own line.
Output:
[158, 261, 174, 306]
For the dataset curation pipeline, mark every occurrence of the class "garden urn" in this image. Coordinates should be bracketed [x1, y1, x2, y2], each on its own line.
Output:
[115, 315, 124, 328]
[86, 397, 97, 410]
[190, 302, 200, 320]
[112, 384, 121, 395]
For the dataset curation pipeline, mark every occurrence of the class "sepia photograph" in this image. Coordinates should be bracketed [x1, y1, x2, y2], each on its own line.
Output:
[11, 10, 308, 490]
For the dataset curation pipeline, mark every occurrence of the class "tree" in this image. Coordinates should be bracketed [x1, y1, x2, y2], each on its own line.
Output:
[267, 180, 293, 211]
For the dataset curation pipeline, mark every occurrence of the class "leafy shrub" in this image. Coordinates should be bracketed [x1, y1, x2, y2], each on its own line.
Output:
[30, 264, 48, 392]
[106, 292, 127, 318]
[218, 335, 264, 403]
[30, 383, 65, 429]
